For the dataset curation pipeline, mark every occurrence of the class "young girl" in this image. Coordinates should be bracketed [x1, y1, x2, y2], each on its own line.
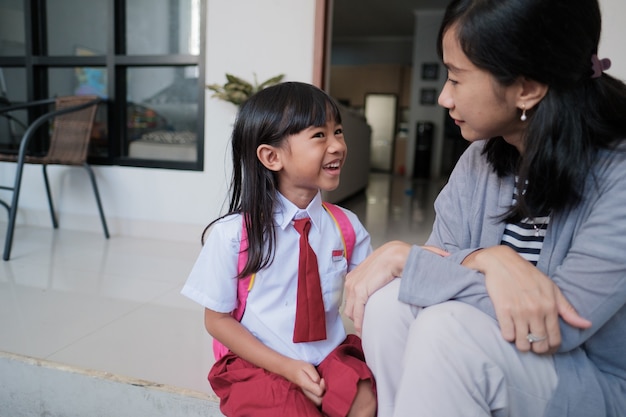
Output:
[182, 82, 376, 417]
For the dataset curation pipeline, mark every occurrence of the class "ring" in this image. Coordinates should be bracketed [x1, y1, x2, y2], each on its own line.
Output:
[527, 333, 547, 343]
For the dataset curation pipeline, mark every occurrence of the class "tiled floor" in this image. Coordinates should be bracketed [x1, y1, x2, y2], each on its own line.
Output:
[0, 173, 444, 396]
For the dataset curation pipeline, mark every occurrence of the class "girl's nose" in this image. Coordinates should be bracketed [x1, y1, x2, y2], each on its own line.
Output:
[329, 134, 347, 153]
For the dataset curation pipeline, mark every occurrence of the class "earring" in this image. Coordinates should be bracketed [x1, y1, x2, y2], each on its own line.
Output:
[520, 105, 527, 122]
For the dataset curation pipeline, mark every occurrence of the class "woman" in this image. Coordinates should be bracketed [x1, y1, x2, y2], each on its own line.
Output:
[343, 0, 626, 416]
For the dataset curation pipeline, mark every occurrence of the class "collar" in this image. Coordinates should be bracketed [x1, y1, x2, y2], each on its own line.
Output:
[276, 191, 324, 233]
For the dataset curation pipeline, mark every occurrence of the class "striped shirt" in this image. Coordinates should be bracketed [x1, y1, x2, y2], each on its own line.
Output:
[500, 180, 550, 265]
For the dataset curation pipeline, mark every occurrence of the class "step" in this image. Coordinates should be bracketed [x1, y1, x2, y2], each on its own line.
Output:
[0, 351, 225, 417]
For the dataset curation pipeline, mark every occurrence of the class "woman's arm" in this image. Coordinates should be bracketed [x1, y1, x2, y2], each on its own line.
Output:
[343, 242, 448, 334]
[204, 308, 326, 405]
[402, 147, 626, 353]
[462, 246, 591, 354]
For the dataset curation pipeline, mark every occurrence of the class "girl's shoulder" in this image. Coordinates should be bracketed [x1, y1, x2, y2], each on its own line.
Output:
[213, 212, 242, 225]
[203, 213, 244, 245]
[324, 203, 363, 228]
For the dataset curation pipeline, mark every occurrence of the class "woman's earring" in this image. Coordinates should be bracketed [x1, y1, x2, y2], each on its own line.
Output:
[520, 105, 527, 122]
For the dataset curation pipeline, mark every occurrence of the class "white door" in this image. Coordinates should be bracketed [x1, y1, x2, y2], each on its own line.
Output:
[365, 93, 397, 172]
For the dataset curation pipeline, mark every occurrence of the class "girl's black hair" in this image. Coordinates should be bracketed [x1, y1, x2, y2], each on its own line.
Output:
[438, 0, 626, 220]
[202, 81, 342, 278]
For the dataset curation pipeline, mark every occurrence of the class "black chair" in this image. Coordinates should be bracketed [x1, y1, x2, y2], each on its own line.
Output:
[0, 95, 109, 261]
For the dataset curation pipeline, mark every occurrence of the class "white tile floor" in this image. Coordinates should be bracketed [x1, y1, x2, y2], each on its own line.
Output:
[0, 173, 444, 396]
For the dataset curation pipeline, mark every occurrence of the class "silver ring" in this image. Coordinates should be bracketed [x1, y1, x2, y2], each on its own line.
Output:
[527, 333, 547, 343]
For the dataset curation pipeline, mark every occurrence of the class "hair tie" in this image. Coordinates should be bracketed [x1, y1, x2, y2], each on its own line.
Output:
[591, 54, 611, 78]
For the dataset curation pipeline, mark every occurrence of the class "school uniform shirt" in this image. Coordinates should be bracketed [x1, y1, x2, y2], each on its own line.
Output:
[182, 191, 372, 366]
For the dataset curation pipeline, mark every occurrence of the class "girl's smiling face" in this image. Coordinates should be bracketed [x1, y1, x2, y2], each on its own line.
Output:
[269, 119, 347, 208]
[438, 24, 526, 151]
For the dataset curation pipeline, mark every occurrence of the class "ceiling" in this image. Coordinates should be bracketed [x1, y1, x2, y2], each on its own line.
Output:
[331, 0, 451, 40]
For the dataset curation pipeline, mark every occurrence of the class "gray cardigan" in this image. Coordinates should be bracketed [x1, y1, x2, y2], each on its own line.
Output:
[400, 141, 626, 417]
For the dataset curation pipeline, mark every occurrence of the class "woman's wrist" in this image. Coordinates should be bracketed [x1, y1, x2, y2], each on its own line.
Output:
[384, 241, 412, 277]
[461, 248, 484, 271]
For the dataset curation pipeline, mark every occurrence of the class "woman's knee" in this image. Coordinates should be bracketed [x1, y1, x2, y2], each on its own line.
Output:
[362, 279, 416, 338]
[408, 301, 499, 356]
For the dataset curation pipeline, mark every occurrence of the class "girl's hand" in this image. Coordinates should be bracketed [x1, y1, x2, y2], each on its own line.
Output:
[205, 310, 328, 406]
[463, 245, 591, 354]
[281, 359, 326, 406]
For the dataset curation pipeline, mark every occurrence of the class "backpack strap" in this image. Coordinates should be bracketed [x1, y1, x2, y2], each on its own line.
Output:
[233, 215, 254, 321]
[322, 201, 356, 263]
[213, 215, 254, 360]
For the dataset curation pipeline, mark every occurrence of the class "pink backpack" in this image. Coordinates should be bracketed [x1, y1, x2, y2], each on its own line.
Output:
[212, 202, 356, 360]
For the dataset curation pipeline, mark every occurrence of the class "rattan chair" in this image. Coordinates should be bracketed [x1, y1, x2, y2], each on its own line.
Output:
[0, 95, 109, 261]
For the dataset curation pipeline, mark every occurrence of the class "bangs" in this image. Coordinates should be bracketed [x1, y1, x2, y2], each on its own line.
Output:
[277, 83, 342, 136]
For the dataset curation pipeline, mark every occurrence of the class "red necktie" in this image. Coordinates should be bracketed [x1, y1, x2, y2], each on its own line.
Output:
[292, 218, 327, 343]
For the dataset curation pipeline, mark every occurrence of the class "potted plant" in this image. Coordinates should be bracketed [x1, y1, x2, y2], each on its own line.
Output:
[206, 73, 285, 106]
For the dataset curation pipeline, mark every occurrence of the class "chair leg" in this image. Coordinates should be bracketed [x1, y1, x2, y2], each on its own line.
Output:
[83, 163, 110, 239]
[3, 158, 27, 261]
[42, 165, 59, 228]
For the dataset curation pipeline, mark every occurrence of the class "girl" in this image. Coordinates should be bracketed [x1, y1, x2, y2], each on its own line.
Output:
[183, 82, 376, 417]
[343, 0, 626, 416]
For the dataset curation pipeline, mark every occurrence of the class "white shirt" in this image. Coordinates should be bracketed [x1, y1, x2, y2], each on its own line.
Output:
[181, 191, 372, 365]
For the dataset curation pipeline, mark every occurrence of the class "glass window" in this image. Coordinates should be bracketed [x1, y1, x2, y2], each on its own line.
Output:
[0, 67, 27, 152]
[45, 0, 107, 56]
[47, 67, 109, 158]
[0, 0, 204, 169]
[126, 66, 198, 162]
[126, 0, 200, 55]
[48, 66, 107, 98]
[0, 0, 26, 56]
[0, 67, 26, 101]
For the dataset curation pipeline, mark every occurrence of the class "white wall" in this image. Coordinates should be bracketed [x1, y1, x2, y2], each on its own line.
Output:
[599, 0, 626, 81]
[0, 0, 317, 244]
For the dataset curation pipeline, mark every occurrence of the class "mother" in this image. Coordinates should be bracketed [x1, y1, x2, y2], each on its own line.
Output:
[344, 0, 626, 416]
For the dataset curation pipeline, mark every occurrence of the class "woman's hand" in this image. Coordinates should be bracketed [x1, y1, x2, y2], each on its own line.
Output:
[344, 241, 422, 334]
[463, 245, 591, 354]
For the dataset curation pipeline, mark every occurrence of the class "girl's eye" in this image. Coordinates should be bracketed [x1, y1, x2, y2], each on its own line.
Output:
[335, 128, 343, 136]
[312, 131, 325, 138]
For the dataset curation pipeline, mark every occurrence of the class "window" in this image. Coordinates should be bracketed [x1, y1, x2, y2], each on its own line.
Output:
[0, 0, 205, 170]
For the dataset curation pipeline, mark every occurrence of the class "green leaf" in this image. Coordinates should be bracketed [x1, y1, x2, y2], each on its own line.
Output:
[257, 74, 285, 90]
[207, 72, 285, 106]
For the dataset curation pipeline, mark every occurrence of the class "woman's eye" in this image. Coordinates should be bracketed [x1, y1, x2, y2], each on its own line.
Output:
[447, 77, 458, 85]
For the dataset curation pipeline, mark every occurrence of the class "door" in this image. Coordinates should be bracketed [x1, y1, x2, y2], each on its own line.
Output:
[365, 93, 397, 172]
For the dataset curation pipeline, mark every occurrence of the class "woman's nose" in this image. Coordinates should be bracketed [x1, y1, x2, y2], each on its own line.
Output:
[438, 85, 453, 109]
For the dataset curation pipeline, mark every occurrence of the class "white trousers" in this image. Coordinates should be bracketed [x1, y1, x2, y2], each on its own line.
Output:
[362, 279, 558, 417]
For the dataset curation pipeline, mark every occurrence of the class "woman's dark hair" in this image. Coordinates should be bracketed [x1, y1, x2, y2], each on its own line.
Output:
[202, 81, 342, 278]
[438, 0, 626, 219]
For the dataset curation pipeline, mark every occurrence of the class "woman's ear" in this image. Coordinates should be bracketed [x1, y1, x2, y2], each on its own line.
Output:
[518, 77, 549, 110]
[257, 144, 283, 172]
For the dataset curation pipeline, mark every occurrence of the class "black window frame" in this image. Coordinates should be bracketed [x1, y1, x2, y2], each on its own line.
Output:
[0, 0, 206, 171]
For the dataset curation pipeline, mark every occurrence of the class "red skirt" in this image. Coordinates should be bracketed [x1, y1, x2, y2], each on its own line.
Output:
[209, 334, 376, 417]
